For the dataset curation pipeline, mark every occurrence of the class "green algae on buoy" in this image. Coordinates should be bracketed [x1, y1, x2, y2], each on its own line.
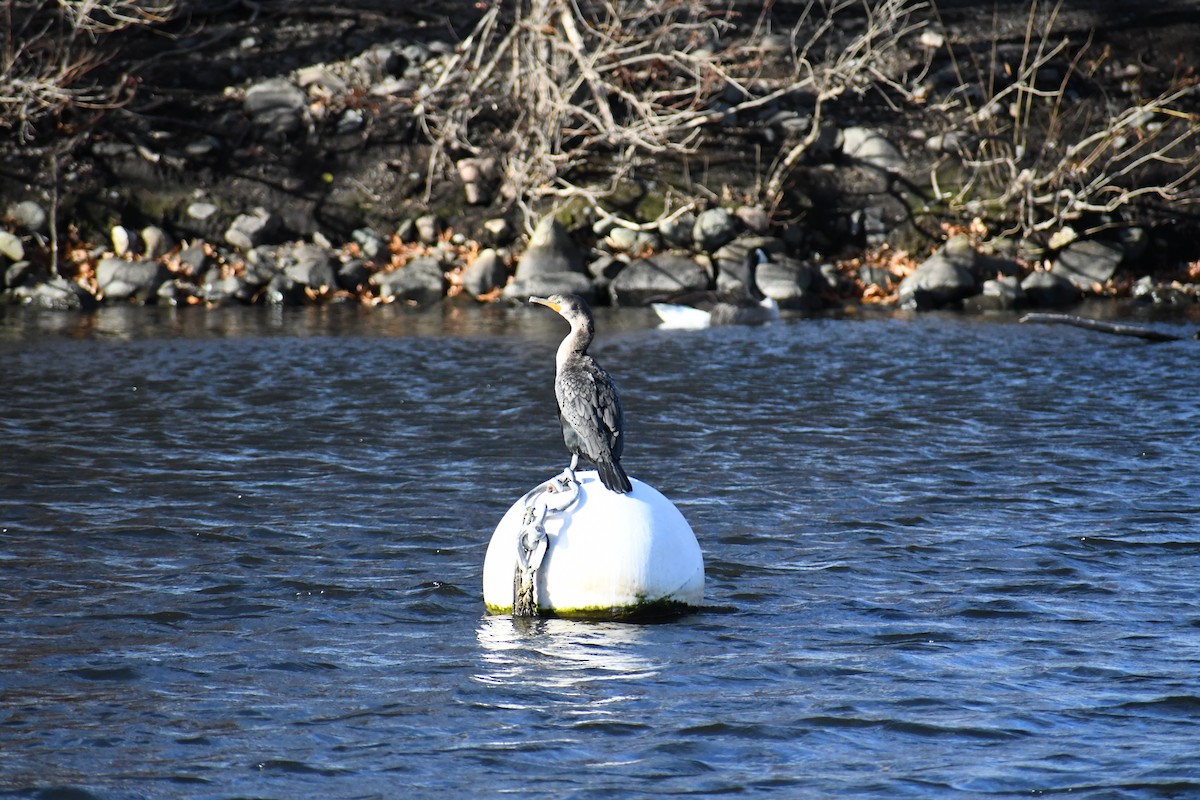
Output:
[483, 471, 704, 621]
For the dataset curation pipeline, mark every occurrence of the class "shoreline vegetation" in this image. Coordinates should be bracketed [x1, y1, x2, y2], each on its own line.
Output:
[2, 0, 1198, 315]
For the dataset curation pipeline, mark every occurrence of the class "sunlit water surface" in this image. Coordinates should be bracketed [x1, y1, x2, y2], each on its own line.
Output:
[1, 303, 1198, 799]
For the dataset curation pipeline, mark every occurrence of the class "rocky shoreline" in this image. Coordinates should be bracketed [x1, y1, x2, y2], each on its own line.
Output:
[2, 1, 1198, 316]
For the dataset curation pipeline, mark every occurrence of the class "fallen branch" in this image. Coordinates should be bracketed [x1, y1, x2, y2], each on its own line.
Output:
[1018, 313, 1192, 342]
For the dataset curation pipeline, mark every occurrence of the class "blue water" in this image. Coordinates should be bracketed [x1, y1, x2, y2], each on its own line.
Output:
[1, 303, 1199, 799]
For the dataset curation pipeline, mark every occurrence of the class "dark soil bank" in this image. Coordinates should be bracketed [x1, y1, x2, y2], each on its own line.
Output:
[1, 0, 1198, 313]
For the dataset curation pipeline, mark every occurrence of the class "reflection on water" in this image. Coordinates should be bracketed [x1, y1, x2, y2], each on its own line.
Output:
[2, 303, 1199, 799]
[476, 617, 661, 688]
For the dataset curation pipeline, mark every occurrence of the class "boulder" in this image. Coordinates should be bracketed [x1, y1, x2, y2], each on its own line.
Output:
[177, 242, 213, 278]
[201, 274, 256, 304]
[515, 217, 585, 279]
[609, 253, 709, 306]
[225, 208, 281, 250]
[6, 200, 47, 233]
[243, 78, 307, 136]
[1052, 238, 1124, 291]
[0, 230, 25, 263]
[4, 260, 43, 290]
[282, 243, 338, 291]
[898, 240, 978, 310]
[351, 228, 387, 261]
[336, 258, 372, 293]
[502, 272, 595, 303]
[111, 225, 141, 257]
[157, 279, 201, 307]
[264, 272, 309, 306]
[692, 207, 739, 252]
[415, 214, 444, 245]
[965, 276, 1026, 312]
[140, 226, 175, 259]
[658, 212, 695, 248]
[756, 256, 824, 310]
[481, 217, 515, 246]
[461, 248, 507, 297]
[96, 257, 169, 302]
[373, 256, 446, 304]
[1021, 270, 1081, 308]
[14, 276, 98, 311]
[840, 126, 905, 173]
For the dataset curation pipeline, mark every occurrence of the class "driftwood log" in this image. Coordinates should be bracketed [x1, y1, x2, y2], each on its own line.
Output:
[1018, 313, 1191, 342]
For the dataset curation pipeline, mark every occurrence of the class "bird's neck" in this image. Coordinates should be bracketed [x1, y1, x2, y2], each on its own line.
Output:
[557, 319, 594, 365]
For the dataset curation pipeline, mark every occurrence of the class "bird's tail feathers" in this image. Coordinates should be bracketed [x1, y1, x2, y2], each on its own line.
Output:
[597, 459, 633, 494]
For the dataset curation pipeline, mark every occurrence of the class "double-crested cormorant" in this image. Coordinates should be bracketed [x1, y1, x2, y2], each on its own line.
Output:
[529, 293, 632, 494]
[651, 248, 779, 328]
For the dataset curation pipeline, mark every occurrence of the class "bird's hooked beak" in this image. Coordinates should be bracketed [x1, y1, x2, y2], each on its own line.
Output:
[529, 296, 562, 313]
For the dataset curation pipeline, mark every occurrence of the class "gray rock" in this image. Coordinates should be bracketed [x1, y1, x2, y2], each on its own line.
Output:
[840, 126, 905, 172]
[456, 157, 498, 205]
[966, 276, 1026, 311]
[337, 258, 372, 293]
[482, 217, 515, 245]
[96, 257, 169, 302]
[178, 242, 213, 277]
[461, 248, 507, 297]
[515, 217, 585, 279]
[156, 279, 201, 307]
[395, 218, 419, 244]
[244, 78, 307, 136]
[924, 131, 966, 154]
[898, 240, 978, 310]
[735, 205, 770, 232]
[658, 212, 695, 248]
[609, 252, 709, 306]
[201, 274, 256, 304]
[263, 273, 308, 306]
[7, 201, 47, 232]
[185, 136, 223, 158]
[415, 214, 443, 245]
[141, 226, 174, 259]
[4, 260, 43, 290]
[757, 256, 822, 310]
[351, 228, 387, 261]
[243, 245, 283, 285]
[373, 256, 446, 304]
[188, 202, 220, 221]
[604, 226, 639, 253]
[14, 276, 98, 311]
[1021, 270, 1081, 308]
[588, 253, 625, 283]
[692, 207, 739, 252]
[225, 208, 281, 250]
[352, 44, 407, 82]
[282, 243, 338, 291]
[1052, 238, 1124, 291]
[502, 272, 595, 303]
[112, 225, 142, 257]
[0, 230, 24, 263]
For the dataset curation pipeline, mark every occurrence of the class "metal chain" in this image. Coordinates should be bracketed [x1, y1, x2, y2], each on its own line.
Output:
[512, 470, 581, 617]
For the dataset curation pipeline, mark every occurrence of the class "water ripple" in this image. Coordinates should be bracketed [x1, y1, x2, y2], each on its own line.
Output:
[1, 309, 1199, 798]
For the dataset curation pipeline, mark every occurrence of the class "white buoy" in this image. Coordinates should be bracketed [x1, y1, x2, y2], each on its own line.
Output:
[483, 471, 704, 620]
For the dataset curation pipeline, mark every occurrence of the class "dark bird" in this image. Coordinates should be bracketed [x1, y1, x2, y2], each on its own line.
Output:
[529, 293, 632, 494]
[651, 248, 779, 328]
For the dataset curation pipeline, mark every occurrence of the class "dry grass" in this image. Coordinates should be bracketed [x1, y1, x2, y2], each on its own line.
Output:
[417, 0, 923, 227]
[926, 0, 1200, 243]
[1, 0, 177, 142]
